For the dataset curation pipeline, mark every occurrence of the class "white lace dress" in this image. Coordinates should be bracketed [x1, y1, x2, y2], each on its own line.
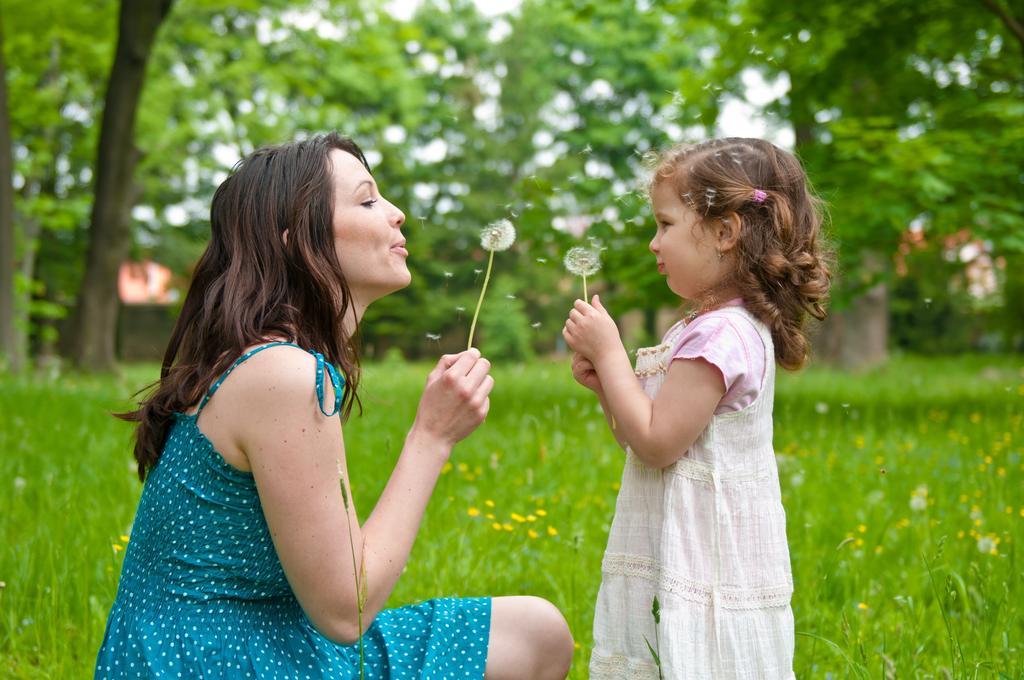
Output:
[590, 307, 795, 679]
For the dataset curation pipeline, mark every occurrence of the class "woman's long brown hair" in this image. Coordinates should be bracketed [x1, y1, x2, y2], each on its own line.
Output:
[120, 133, 366, 481]
[651, 138, 835, 370]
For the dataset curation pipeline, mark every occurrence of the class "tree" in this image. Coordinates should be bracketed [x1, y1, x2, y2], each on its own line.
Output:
[706, 0, 1024, 367]
[66, 0, 174, 370]
[0, 8, 20, 371]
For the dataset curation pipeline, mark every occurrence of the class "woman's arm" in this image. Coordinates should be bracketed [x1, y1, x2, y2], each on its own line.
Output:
[564, 297, 723, 468]
[233, 346, 492, 644]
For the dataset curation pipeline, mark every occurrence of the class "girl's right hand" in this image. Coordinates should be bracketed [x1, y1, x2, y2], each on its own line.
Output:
[411, 349, 494, 449]
[571, 352, 603, 394]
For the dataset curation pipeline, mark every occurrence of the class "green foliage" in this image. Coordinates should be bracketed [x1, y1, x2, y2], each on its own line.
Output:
[4, 0, 1022, 357]
[2, 357, 1023, 676]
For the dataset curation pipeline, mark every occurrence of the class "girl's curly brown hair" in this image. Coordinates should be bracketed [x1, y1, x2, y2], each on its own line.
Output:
[651, 137, 835, 370]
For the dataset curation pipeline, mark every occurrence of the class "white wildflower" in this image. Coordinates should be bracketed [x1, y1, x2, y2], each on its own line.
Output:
[909, 483, 928, 511]
[976, 535, 996, 554]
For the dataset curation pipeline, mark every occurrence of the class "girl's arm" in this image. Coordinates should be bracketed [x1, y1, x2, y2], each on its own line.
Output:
[564, 297, 724, 468]
[230, 346, 492, 644]
[571, 352, 626, 448]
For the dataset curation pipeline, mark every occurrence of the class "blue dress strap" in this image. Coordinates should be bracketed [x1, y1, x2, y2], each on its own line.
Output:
[195, 341, 345, 418]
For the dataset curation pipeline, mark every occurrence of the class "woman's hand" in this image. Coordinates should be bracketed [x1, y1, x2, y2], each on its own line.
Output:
[562, 295, 624, 367]
[411, 348, 494, 450]
[571, 352, 603, 394]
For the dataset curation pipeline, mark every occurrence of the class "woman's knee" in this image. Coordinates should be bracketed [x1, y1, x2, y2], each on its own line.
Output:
[490, 596, 573, 679]
[532, 597, 573, 674]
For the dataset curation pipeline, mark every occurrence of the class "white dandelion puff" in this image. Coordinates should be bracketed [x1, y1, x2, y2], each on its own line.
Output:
[564, 246, 602, 300]
[480, 219, 516, 252]
[564, 247, 602, 277]
[468, 220, 517, 349]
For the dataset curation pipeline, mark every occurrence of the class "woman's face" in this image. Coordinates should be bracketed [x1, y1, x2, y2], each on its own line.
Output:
[329, 149, 409, 307]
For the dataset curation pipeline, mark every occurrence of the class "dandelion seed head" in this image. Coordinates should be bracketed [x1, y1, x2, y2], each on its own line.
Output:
[480, 219, 516, 252]
[564, 246, 602, 277]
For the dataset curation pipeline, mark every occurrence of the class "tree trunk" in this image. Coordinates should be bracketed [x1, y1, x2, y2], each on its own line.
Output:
[0, 11, 24, 373]
[66, 0, 173, 370]
[789, 81, 890, 369]
[811, 252, 890, 369]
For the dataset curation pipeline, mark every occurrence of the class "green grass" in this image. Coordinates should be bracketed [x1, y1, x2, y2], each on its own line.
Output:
[2, 354, 1022, 678]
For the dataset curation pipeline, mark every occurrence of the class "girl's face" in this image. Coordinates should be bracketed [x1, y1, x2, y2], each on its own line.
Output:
[649, 179, 726, 301]
[328, 149, 410, 307]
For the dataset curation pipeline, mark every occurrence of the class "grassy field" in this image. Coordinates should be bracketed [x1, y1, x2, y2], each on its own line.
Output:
[1, 354, 1022, 678]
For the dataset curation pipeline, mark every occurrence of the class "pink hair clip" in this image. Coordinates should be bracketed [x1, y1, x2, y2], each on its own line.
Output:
[752, 189, 768, 203]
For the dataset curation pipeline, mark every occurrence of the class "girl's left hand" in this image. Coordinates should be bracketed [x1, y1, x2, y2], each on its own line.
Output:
[562, 295, 623, 365]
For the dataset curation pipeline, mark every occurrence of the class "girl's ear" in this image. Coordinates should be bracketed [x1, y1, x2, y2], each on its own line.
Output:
[718, 213, 741, 253]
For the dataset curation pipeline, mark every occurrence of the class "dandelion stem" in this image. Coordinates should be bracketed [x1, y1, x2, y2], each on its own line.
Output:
[467, 250, 494, 350]
[583, 275, 588, 303]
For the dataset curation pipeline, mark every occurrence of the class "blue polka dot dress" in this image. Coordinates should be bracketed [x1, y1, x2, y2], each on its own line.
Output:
[95, 343, 491, 678]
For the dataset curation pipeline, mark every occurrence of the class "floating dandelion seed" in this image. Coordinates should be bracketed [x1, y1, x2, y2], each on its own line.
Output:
[443, 271, 454, 279]
[531, 321, 542, 329]
[425, 333, 441, 342]
[564, 246, 602, 300]
[505, 294, 517, 300]
[536, 257, 548, 264]
[467, 219, 517, 349]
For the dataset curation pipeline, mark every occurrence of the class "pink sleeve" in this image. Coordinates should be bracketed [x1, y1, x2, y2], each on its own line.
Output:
[668, 312, 767, 414]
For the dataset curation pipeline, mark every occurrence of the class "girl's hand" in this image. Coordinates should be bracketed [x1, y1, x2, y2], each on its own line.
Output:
[562, 295, 624, 366]
[571, 352, 603, 393]
[411, 349, 494, 450]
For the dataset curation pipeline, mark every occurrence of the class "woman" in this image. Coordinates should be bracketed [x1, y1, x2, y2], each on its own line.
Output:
[95, 133, 574, 679]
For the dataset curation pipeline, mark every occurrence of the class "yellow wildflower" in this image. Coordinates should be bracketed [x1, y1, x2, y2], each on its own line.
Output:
[467, 507, 481, 517]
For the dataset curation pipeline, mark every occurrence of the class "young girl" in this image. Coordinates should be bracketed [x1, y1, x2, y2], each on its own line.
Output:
[563, 137, 831, 679]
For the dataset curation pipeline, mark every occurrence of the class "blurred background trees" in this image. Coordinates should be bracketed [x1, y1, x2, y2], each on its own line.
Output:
[1, 0, 1021, 371]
